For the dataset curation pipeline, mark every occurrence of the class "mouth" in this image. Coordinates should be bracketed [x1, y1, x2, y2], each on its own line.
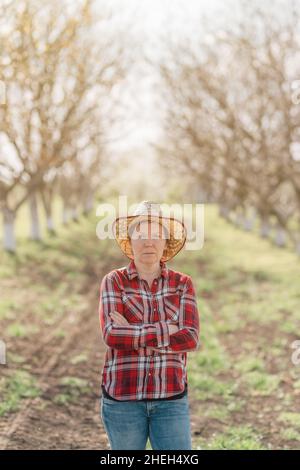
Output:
[143, 252, 156, 255]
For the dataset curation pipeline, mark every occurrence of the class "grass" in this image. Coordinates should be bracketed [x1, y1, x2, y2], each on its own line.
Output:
[280, 428, 300, 442]
[240, 371, 281, 396]
[54, 376, 91, 406]
[195, 425, 266, 450]
[279, 413, 300, 430]
[0, 370, 40, 416]
[234, 356, 265, 373]
[0, 299, 21, 320]
[5, 323, 40, 338]
[70, 353, 88, 365]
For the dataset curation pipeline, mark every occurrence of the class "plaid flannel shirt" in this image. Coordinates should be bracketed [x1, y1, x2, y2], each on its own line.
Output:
[98, 259, 200, 401]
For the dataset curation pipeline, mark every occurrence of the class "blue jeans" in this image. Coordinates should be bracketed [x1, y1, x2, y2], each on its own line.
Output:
[100, 393, 192, 450]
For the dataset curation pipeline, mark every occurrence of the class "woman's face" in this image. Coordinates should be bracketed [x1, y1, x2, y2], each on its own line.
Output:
[130, 220, 167, 266]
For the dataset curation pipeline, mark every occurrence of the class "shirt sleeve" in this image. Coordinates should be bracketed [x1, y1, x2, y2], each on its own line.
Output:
[99, 272, 170, 350]
[148, 276, 200, 353]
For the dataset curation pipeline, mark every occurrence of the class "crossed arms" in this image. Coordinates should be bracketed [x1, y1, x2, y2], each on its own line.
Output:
[98, 273, 200, 354]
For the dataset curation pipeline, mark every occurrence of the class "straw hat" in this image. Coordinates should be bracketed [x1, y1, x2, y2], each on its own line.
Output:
[112, 200, 187, 262]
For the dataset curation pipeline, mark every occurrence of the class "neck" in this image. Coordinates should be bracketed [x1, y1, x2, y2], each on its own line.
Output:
[134, 260, 161, 277]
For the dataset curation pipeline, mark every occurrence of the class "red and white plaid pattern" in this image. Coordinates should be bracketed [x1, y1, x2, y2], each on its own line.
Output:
[98, 259, 200, 400]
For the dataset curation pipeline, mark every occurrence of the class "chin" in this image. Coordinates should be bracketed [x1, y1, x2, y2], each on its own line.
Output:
[142, 255, 157, 262]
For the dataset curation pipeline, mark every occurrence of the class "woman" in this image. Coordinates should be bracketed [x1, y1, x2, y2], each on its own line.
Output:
[98, 200, 200, 450]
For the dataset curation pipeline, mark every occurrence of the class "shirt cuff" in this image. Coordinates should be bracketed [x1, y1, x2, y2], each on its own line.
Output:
[155, 321, 170, 348]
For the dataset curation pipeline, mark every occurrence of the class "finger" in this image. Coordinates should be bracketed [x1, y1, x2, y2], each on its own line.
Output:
[110, 313, 121, 318]
[112, 313, 128, 323]
[115, 317, 126, 323]
[111, 313, 123, 320]
[113, 317, 129, 326]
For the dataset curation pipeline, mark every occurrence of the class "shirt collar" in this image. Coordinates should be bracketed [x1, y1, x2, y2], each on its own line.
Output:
[126, 259, 168, 281]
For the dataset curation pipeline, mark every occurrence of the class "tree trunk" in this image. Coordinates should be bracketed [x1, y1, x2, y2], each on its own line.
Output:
[83, 190, 94, 214]
[46, 216, 55, 232]
[41, 190, 55, 233]
[260, 215, 271, 238]
[274, 224, 286, 247]
[219, 204, 230, 220]
[62, 201, 70, 225]
[29, 192, 41, 241]
[296, 239, 300, 256]
[71, 206, 79, 221]
[243, 208, 256, 231]
[3, 207, 16, 252]
[235, 209, 244, 227]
